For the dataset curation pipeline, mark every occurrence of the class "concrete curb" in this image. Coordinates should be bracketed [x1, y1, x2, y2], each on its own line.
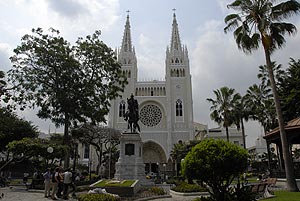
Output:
[135, 194, 172, 201]
[170, 190, 210, 196]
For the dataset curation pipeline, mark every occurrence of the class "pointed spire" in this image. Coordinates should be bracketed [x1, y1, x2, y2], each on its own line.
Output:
[170, 9, 182, 52]
[121, 11, 132, 52]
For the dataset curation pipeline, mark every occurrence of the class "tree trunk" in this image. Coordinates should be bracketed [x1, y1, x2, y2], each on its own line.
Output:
[63, 114, 70, 169]
[264, 47, 299, 191]
[225, 126, 229, 142]
[241, 118, 246, 149]
[0, 158, 13, 172]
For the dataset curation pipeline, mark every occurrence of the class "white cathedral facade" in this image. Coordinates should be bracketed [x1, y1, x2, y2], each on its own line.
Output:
[108, 13, 194, 173]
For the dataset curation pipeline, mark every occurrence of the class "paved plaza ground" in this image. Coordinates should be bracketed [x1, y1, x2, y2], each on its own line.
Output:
[0, 186, 201, 201]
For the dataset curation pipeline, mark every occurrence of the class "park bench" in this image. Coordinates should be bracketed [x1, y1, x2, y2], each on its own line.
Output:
[249, 178, 277, 200]
[266, 177, 277, 187]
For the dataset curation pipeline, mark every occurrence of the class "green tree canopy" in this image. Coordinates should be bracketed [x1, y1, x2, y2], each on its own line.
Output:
[8, 28, 127, 167]
[0, 107, 38, 153]
[181, 139, 248, 201]
[280, 58, 300, 120]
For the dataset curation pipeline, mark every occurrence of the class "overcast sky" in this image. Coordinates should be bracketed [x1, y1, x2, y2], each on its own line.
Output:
[1, 0, 300, 147]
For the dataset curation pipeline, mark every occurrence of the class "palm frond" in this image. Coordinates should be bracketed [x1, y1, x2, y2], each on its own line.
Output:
[271, 0, 300, 20]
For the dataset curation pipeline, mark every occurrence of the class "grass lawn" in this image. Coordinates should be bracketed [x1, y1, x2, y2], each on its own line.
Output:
[261, 191, 300, 201]
[94, 180, 135, 187]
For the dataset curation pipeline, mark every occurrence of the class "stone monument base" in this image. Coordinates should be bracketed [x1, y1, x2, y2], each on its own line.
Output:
[114, 132, 148, 184]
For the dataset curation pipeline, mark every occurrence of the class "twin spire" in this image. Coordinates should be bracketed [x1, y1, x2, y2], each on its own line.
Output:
[121, 13, 133, 53]
[170, 12, 182, 52]
[120, 10, 183, 53]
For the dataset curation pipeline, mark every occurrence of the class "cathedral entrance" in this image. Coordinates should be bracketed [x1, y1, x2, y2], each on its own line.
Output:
[143, 141, 167, 175]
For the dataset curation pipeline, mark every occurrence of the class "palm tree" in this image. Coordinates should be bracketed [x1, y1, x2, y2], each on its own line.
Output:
[224, 0, 300, 191]
[207, 86, 241, 142]
[232, 95, 249, 149]
[244, 83, 277, 133]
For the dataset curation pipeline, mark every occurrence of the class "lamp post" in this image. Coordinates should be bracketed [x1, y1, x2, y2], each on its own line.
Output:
[89, 159, 92, 180]
[163, 163, 166, 182]
[47, 147, 53, 166]
[47, 147, 53, 154]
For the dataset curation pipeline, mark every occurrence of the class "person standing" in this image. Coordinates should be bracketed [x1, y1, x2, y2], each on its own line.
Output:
[62, 168, 72, 200]
[43, 168, 52, 198]
[51, 167, 59, 200]
[56, 167, 64, 198]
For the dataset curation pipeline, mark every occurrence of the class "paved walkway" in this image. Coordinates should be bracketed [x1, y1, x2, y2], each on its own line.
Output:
[0, 186, 202, 201]
[0, 187, 77, 201]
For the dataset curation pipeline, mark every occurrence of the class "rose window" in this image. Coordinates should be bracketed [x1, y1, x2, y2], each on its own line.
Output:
[140, 104, 162, 127]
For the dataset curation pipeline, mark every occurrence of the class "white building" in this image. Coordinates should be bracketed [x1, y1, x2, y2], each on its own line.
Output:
[108, 13, 194, 172]
[248, 135, 268, 161]
[205, 126, 244, 147]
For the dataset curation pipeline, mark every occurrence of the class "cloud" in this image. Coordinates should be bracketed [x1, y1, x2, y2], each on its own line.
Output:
[0, 43, 12, 72]
[137, 33, 165, 80]
[190, 17, 300, 147]
[0, 0, 120, 44]
[46, 0, 89, 18]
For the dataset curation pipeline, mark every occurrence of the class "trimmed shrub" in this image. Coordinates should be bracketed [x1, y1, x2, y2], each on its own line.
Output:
[171, 182, 207, 193]
[77, 194, 120, 201]
[149, 186, 165, 195]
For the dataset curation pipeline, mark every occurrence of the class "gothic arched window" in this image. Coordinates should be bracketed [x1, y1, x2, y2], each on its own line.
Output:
[83, 143, 90, 159]
[119, 100, 126, 117]
[176, 99, 183, 116]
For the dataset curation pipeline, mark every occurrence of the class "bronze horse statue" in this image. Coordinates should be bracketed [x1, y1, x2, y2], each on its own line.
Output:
[124, 95, 140, 133]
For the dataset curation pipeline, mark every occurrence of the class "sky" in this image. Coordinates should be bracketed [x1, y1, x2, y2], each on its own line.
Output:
[1, 0, 300, 148]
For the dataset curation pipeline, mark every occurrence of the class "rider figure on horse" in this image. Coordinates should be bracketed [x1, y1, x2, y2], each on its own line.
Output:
[124, 94, 140, 133]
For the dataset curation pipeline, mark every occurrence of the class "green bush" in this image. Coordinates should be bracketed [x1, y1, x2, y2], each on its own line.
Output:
[149, 186, 165, 195]
[77, 194, 120, 201]
[181, 139, 248, 200]
[171, 182, 207, 193]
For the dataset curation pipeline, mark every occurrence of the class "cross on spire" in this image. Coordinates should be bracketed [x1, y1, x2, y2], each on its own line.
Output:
[172, 8, 176, 14]
[126, 10, 130, 15]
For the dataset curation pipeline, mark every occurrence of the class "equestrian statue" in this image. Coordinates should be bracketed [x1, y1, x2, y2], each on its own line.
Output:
[124, 94, 140, 133]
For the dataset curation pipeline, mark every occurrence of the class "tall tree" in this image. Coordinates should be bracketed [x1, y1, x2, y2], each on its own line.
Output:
[207, 86, 241, 142]
[71, 124, 121, 175]
[224, 0, 300, 191]
[0, 71, 14, 106]
[0, 71, 6, 97]
[232, 95, 249, 149]
[8, 28, 127, 168]
[279, 58, 300, 120]
[244, 84, 277, 132]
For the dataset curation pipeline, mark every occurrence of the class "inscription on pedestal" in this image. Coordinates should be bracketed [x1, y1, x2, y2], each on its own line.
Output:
[125, 143, 135, 155]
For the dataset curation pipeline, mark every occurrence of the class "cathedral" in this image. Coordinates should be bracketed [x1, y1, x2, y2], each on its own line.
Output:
[108, 12, 194, 174]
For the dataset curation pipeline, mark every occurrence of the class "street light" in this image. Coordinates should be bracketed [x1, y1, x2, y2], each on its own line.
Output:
[47, 147, 53, 154]
[163, 163, 166, 181]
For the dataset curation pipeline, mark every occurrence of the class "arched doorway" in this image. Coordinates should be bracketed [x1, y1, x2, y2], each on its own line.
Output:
[143, 141, 167, 175]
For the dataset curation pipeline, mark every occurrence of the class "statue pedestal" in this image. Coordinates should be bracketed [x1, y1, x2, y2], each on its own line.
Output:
[114, 132, 147, 184]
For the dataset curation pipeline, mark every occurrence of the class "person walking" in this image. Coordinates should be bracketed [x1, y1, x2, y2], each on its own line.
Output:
[62, 168, 72, 200]
[43, 168, 52, 198]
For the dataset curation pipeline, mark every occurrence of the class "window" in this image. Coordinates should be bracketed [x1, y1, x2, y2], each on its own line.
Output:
[83, 143, 90, 159]
[119, 100, 126, 117]
[176, 99, 183, 116]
